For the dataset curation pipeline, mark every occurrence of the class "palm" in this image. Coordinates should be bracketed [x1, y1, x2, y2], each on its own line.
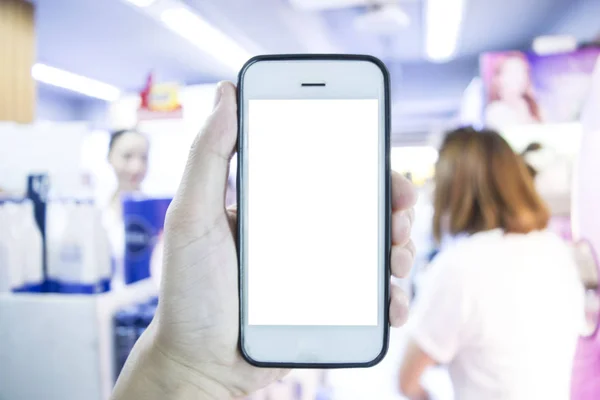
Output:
[156, 206, 287, 398]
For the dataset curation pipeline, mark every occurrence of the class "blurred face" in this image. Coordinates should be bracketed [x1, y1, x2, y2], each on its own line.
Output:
[498, 57, 530, 99]
[108, 132, 149, 192]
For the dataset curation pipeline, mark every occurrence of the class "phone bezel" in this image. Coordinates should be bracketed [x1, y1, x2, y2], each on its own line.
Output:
[237, 54, 391, 368]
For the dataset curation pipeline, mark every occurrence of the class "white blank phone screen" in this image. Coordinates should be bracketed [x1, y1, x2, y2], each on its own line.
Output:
[247, 99, 379, 326]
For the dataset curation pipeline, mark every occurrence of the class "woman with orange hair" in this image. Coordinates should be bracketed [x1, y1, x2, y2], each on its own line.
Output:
[398, 127, 583, 400]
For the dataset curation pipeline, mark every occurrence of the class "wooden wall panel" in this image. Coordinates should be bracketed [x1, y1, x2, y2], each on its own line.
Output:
[0, 0, 35, 123]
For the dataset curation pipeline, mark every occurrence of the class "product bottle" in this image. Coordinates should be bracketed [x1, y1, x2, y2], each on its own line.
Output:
[79, 200, 109, 294]
[46, 200, 66, 292]
[0, 202, 15, 293]
[92, 205, 112, 293]
[2, 201, 26, 292]
[60, 201, 85, 292]
[79, 201, 97, 293]
[20, 200, 43, 292]
[80, 201, 112, 294]
[47, 200, 84, 293]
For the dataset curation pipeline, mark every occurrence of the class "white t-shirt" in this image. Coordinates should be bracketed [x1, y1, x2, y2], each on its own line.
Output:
[408, 229, 584, 400]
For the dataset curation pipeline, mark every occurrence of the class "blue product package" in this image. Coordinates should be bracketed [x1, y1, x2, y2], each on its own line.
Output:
[50, 278, 111, 294]
[114, 306, 139, 381]
[147, 296, 159, 307]
[135, 304, 157, 339]
[123, 197, 171, 284]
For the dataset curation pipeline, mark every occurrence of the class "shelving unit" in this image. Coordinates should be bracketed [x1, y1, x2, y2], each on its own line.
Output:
[0, 279, 157, 400]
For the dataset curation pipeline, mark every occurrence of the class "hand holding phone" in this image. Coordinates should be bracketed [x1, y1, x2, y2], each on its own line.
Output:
[112, 72, 417, 400]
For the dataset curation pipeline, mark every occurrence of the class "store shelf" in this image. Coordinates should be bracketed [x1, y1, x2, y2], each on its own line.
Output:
[0, 280, 157, 400]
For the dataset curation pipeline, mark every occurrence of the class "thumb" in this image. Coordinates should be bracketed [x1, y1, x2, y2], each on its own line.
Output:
[175, 81, 238, 216]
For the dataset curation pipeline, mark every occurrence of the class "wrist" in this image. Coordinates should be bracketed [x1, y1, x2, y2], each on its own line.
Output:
[112, 323, 231, 400]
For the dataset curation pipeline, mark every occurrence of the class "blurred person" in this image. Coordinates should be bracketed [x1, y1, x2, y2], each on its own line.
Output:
[409, 179, 436, 301]
[110, 82, 418, 400]
[106, 129, 149, 215]
[398, 127, 583, 400]
[486, 52, 543, 127]
[103, 129, 149, 287]
[521, 142, 543, 178]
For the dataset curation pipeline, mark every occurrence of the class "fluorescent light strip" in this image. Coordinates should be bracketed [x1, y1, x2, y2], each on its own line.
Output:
[160, 7, 253, 73]
[426, 0, 466, 62]
[123, 0, 156, 7]
[32, 64, 121, 101]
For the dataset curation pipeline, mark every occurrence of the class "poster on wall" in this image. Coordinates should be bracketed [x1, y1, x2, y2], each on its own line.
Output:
[480, 48, 600, 129]
[137, 73, 183, 121]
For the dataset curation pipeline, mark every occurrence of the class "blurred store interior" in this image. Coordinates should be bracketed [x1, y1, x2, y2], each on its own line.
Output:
[1, 0, 600, 399]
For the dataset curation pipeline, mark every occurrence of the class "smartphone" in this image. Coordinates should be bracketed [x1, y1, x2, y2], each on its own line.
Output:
[237, 54, 390, 367]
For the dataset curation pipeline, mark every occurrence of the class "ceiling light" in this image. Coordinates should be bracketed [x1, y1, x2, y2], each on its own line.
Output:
[290, 0, 394, 11]
[123, 0, 156, 7]
[160, 7, 253, 73]
[426, 0, 466, 62]
[32, 64, 121, 101]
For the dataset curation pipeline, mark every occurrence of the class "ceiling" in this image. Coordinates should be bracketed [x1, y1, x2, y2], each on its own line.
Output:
[33, 0, 600, 138]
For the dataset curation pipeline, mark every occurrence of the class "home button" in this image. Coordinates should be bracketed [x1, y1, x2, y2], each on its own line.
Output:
[296, 350, 320, 364]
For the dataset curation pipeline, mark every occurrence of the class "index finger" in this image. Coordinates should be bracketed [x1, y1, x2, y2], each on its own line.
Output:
[391, 170, 417, 212]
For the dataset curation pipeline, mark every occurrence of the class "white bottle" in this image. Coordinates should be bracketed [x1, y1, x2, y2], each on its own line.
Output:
[79, 201, 111, 294]
[0, 203, 16, 293]
[21, 200, 43, 291]
[46, 200, 66, 291]
[47, 200, 84, 292]
[2, 201, 26, 292]
[47, 200, 112, 294]
[79, 201, 96, 292]
[92, 206, 112, 293]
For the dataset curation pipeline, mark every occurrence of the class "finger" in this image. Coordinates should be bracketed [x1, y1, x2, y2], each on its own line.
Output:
[391, 240, 416, 278]
[391, 170, 417, 212]
[175, 81, 238, 214]
[392, 209, 412, 246]
[405, 206, 415, 226]
[226, 205, 238, 235]
[389, 283, 410, 327]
